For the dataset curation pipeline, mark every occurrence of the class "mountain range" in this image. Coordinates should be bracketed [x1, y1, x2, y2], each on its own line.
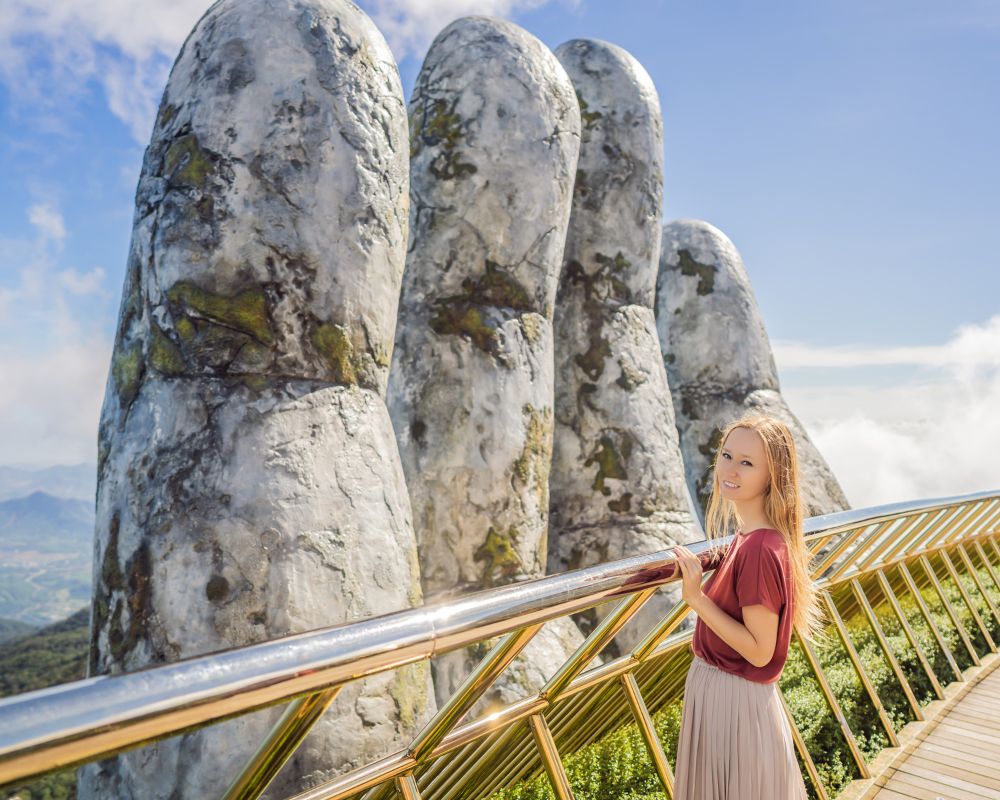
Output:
[0, 471, 94, 624]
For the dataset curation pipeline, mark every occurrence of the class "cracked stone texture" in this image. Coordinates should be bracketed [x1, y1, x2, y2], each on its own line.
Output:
[654, 219, 850, 526]
[548, 40, 699, 654]
[79, 1, 433, 797]
[386, 15, 586, 708]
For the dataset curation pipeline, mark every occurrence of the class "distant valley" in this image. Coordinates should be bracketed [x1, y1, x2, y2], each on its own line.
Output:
[0, 465, 95, 625]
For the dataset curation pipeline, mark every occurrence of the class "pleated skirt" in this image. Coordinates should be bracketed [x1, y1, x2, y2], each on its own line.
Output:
[673, 654, 808, 800]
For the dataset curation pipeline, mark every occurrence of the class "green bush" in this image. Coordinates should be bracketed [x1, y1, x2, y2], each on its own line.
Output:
[0, 610, 87, 800]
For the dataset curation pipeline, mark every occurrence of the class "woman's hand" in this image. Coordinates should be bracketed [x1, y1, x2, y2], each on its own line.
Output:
[671, 544, 705, 609]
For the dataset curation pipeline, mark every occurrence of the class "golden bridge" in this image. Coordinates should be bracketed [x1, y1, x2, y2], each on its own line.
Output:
[1, 490, 998, 800]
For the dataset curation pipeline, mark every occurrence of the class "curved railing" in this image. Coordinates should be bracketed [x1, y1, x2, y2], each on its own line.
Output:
[1, 489, 998, 799]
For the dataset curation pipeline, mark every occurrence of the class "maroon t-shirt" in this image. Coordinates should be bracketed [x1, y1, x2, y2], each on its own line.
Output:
[691, 528, 793, 684]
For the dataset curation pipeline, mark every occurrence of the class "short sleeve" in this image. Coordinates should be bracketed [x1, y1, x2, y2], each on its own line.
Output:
[736, 536, 786, 614]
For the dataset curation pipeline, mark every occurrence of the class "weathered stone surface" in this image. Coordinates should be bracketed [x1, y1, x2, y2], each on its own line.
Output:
[548, 40, 698, 653]
[387, 16, 586, 707]
[655, 219, 850, 523]
[81, 1, 432, 797]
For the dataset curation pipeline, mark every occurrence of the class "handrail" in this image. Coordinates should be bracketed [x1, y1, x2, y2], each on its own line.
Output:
[1, 487, 998, 799]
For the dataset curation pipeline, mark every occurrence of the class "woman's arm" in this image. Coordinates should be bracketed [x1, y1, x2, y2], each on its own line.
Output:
[672, 542, 781, 667]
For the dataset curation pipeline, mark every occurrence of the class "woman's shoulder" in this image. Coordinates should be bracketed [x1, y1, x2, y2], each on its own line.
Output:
[741, 528, 789, 556]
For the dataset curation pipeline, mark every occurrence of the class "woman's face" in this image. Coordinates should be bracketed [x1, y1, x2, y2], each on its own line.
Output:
[716, 426, 771, 502]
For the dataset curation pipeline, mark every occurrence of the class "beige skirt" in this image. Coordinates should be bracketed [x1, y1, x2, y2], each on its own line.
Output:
[673, 654, 808, 800]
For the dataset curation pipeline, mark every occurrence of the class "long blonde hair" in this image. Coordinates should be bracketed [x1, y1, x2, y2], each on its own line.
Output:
[703, 412, 829, 645]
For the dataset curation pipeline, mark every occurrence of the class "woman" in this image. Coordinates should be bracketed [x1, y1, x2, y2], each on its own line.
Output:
[670, 413, 826, 799]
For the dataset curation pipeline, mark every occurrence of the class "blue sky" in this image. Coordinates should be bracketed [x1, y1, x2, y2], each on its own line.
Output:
[0, 0, 997, 508]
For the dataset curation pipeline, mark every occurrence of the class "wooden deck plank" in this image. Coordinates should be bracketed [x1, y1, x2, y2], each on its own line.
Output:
[911, 742, 1000, 779]
[836, 650, 1000, 800]
[901, 753, 1000, 789]
[885, 769, 997, 800]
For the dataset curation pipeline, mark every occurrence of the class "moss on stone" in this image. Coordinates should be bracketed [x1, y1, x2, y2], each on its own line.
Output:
[112, 344, 143, 407]
[430, 304, 497, 355]
[608, 492, 633, 513]
[594, 251, 630, 273]
[430, 260, 534, 361]
[563, 255, 634, 382]
[157, 102, 178, 129]
[576, 91, 603, 131]
[123, 541, 152, 660]
[311, 322, 358, 385]
[175, 316, 196, 342]
[389, 661, 431, 730]
[205, 574, 230, 603]
[195, 195, 215, 223]
[469, 260, 533, 310]
[676, 248, 716, 295]
[101, 513, 153, 664]
[420, 98, 463, 149]
[149, 323, 186, 375]
[475, 526, 523, 588]
[97, 441, 110, 475]
[373, 343, 392, 369]
[412, 97, 477, 180]
[164, 132, 215, 189]
[695, 427, 726, 513]
[698, 426, 724, 460]
[167, 281, 273, 344]
[239, 374, 269, 392]
[584, 434, 633, 496]
[681, 394, 699, 421]
[511, 404, 553, 512]
[520, 312, 543, 344]
[577, 383, 598, 411]
[101, 512, 125, 592]
[615, 360, 646, 391]
[574, 332, 612, 382]
[121, 258, 142, 330]
[107, 599, 125, 660]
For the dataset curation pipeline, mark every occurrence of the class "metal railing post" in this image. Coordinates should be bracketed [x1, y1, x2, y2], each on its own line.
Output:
[619, 673, 674, 797]
[849, 577, 926, 717]
[792, 630, 870, 779]
[917, 554, 980, 665]
[939, 549, 997, 651]
[873, 572, 943, 703]
[528, 714, 574, 800]
[898, 561, 964, 681]
[821, 589, 899, 746]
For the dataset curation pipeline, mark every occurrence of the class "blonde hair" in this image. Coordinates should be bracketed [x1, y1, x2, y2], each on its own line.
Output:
[703, 412, 830, 646]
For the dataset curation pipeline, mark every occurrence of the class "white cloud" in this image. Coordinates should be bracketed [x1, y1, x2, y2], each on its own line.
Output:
[27, 203, 66, 245]
[58, 266, 107, 295]
[0, 0, 211, 142]
[0, 0, 571, 143]
[778, 315, 1000, 509]
[362, 0, 573, 61]
[772, 315, 1000, 371]
[0, 337, 112, 468]
[0, 205, 112, 466]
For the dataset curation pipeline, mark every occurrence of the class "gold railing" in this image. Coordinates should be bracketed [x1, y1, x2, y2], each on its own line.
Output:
[1, 490, 998, 800]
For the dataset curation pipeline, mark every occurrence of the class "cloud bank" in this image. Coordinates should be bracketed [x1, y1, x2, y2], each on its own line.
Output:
[775, 315, 1000, 509]
[0, 0, 568, 143]
[0, 203, 113, 468]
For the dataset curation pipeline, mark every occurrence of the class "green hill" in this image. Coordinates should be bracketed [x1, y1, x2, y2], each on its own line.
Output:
[0, 607, 89, 698]
[0, 618, 36, 643]
[0, 608, 89, 800]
